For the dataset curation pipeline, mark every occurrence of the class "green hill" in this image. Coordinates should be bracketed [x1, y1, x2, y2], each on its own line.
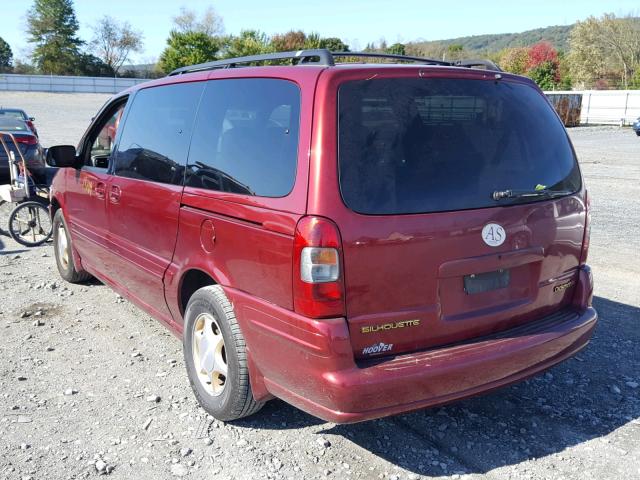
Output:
[408, 24, 575, 55]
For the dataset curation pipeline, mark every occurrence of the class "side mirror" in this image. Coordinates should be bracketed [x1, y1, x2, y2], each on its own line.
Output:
[29, 117, 36, 121]
[46, 145, 78, 168]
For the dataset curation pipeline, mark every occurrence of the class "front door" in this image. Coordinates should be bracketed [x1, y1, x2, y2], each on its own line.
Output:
[64, 99, 127, 278]
[105, 82, 204, 324]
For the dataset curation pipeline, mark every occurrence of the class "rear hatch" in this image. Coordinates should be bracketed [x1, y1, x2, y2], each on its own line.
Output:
[334, 74, 586, 359]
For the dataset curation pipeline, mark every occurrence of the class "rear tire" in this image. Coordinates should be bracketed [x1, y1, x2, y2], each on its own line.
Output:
[183, 285, 264, 421]
[52, 209, 92, 283]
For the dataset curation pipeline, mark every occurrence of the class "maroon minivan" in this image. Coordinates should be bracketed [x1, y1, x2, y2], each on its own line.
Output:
[47, 50, 597, 423]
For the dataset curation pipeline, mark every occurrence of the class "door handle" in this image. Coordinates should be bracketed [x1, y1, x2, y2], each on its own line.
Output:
[109, 185, 121, 204]
[94, 182, 106, 199]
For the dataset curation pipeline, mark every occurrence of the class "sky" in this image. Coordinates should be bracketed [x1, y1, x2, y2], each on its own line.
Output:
[1, 0, 638, 64]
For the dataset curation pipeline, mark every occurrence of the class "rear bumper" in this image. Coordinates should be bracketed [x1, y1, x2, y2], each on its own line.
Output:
[227, 285, 597, 424]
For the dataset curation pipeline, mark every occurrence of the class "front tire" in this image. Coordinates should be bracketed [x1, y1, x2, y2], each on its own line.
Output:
[52, 209, 92, 283]
[183, 285, 264, 421]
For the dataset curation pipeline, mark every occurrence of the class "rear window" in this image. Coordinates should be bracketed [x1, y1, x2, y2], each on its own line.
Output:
[0, 117, 28, 132]
[338, 78, 581, 215]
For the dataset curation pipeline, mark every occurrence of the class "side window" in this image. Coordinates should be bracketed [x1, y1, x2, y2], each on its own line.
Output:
[90, 104, 125, 164]
[82, 100, 127, 168]
[113, 82, 204, 185]
[186, 78, 301, 197]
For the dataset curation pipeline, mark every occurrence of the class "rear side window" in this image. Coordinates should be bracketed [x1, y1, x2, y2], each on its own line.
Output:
[186, 78, 301, 197]
[338, 78, 581, 214]
[114, 82, 204, 185]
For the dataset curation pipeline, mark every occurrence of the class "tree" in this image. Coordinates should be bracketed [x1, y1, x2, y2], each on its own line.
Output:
[526, 41, 560, 86]
[75, 52, 113, 76]
[630, 69, 640, 89]
[221, 30, 271, 59]
[0, 37, 13, 72]
[528, 61, 560, 90]
[445, 44, 464, 60]
[387, 43, 406, 56]
[173, 6, 223, 36]
[12, 60, 38, 74]
[557, 51, 573, 90]
[271, 30, 307, 51]
[26, 0, 83, 75]
[320, 37, 349, 52]
[303, 33, 322, 49]
[159, 30, 220, 73]
[499, 47, 530, 74]
[269, 31, 348, 53]
[527, 41, 559, 70]
[569, 14, 640, 89]
[91, 16, 143, 75]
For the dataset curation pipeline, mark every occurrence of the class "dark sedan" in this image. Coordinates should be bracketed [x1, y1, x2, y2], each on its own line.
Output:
[633, 117, 640, 136]
[0, 117, 46, 181]
[0, 108, 38, 137]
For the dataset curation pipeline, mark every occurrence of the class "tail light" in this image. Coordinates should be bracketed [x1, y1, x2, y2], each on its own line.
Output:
[26, 120, 37, 135]
[14, 135, 37, 146]
[293, 216, 345, 318]
[579, 190, 591, 265]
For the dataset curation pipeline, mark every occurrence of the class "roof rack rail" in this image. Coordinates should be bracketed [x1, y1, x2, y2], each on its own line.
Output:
[168, 48, 501, 76]
[168, 49, 335, 76]
[454, 59, 502, 72]
[331, 51, 450, 66]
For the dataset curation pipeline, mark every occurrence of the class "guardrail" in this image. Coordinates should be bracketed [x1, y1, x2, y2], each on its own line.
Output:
[546, 90, 640, 126]
[0, 73, 149, 94]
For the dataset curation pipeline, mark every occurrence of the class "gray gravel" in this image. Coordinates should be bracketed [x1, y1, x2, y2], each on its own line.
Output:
[0, 93, 639, 479]
[0, 91, 111, 146]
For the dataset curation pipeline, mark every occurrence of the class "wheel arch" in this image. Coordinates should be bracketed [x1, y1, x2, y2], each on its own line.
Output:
[178, 268, 218, 317]
[50, 195, 62, 218]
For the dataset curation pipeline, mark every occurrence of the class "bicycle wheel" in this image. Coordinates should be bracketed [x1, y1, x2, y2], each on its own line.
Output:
[8, 201, 52, 247]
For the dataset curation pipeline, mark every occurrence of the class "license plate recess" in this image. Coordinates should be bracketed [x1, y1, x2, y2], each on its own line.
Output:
[463, 269, 510, 294]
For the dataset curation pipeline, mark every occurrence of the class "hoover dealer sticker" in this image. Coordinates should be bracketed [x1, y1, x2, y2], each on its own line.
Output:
[482, 223, 506, 247]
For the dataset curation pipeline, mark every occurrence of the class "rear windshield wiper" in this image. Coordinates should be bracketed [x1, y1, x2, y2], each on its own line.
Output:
[492, 188, 574, 201]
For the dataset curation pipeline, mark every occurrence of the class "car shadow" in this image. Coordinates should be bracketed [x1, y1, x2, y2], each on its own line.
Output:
[235, 296, 639, 476]
[0, 245, 29, 255]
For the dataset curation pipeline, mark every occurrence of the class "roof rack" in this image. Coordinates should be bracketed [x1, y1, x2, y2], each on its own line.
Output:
[168, 48, 501, 76]
[168, 49, 334, 76]
[331, 51, 450, 66]
[454, 59, 502, 71]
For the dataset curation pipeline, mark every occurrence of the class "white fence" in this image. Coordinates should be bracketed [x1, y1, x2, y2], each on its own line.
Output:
[0, 73, 149, 94]
[1, 75, 638, 124]
[546, 90, 640, 126]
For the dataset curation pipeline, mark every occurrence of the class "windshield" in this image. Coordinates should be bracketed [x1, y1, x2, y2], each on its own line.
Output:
[338, 78, 581, 215]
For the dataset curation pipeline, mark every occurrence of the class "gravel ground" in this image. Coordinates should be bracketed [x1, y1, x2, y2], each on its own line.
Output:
[0, 92, 111, 146]
[0, 93, 639, 480]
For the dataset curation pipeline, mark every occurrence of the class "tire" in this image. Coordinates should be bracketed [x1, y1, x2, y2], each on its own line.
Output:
[8, 201, 52, 247]
[183, 285, 264, 421]
[52, 209, 92, 283]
